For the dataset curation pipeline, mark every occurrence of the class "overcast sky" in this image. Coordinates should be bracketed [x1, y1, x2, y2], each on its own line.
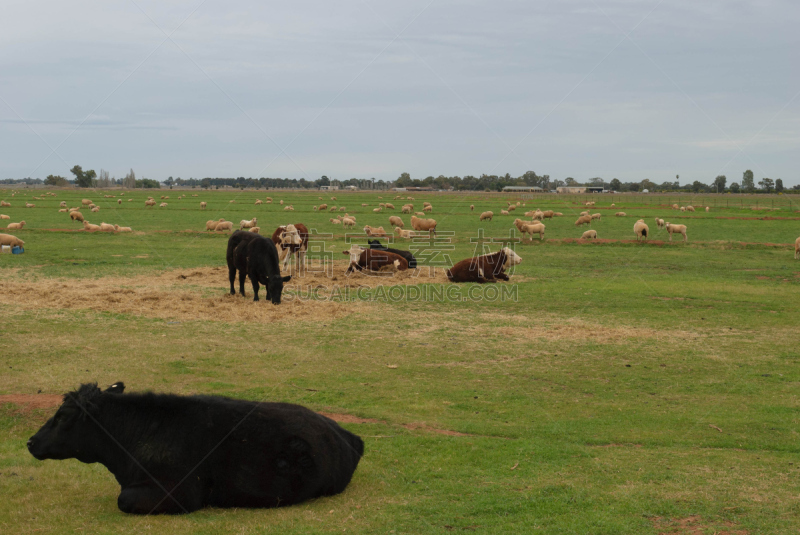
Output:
[1, 0, 797, 185]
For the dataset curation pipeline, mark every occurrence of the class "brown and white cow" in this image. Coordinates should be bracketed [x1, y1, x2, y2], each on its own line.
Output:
[446, 247, 522, 283]
[271, 223, 309, 273]
[343, 245, 408, 275]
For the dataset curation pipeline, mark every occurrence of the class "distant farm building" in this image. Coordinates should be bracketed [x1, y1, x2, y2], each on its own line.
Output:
[502, 186, 543, 192]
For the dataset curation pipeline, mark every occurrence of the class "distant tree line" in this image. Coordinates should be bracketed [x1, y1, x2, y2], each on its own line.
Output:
[574, 171, 796, 194]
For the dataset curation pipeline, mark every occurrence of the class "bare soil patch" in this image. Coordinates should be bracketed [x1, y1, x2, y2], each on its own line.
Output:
[650, 515, 748, 534]
[0, 394, 62, 412]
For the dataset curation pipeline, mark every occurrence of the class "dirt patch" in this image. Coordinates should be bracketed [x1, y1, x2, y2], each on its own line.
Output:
[399, 423, 475, 437]
[493, 319, 700, 344]
[592, 443, 643, 448]
[0, 394, 62, 412]
[319, 412, 383, 425]
[650, 515, 748, 534]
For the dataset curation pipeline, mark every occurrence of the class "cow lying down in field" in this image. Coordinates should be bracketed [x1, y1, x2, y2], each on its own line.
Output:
[343, 244, 408, 274]
[446, 247, 522, 283]
[227, 231, 291, 304]
[28, 382, 364, 514]
[367, 239, 418, 268]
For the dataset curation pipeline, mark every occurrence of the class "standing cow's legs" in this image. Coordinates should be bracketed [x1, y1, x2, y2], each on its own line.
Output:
[118, 481, 202, 514]
[228, 265, 237, 295]
[238, 269, 247, 296]
[251, 279, 261, 301]
[297, 249, 306, 276]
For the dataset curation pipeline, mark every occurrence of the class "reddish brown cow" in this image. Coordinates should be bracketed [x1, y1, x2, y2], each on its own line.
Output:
[271, 223, 309, 272]
[343, 245, 408, 274]
[446, 247, 522, 283]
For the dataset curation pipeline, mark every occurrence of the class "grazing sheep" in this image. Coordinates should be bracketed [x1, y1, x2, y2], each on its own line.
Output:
[145, 199, 156, 207]
[575, 215, 592, 226]
[329, 206, 337, 212]
[591, 213, 601, 220]
[6, 221, 25, 230]
[231, 200, 236, 204]
[331, 196, 337, 201]
[395, 227, 414, 239]
[255, 199, 263, 205]
[99, 222, 115, 232]
[159, 203, 167, 208]
[60, 201, 66, 207]
[388, 216, 404, 228]
[330, 218, 341, 225]
[379, 203, 386, 208]
[319, 203, 328, 211]
[423, 205, 432, 212]
[610, 203, 615, 207]
[479, 211, 493, 221]
[514, 219, 545, 241]
[401, 205, 413, 214]
[127, 199, 133, 202]
[415, 211, 425, 216]
[680, 206, 686, 212]
[0, 201, 10, 207]
[580, 211, 590, 217]
[70, 211, 85, 222]
[0, 214, 9, 219]
[240, 218, 258, 230]
[423, 202, 432, 208]
[81, 199, 92, 206]
[672, 204, 679, 210]
[83, 221, 101, 232]
[705, 206, 710, 212]
[91, 206, 100, 212]
[795, 237, 800, 260]
[541, 210, 554, 219]
[634, 219, 649, 241]
[363, 225, 388, 237]
[25, 203, 35, 208]
[385, 203, 395, 210]
[200, 202, 207, 209]
[248, 227, 260, 234]
[686, 205, 695, 212]
[313, 206, 318, 211]
[0, 233, 24, 247]
[554, 212, 563, 216]
[655, 218, 665, 229]
[215, 221, 234, 232]
[665, 222, 687, 242]
[581, 230, 597, 239]
[206, 219, 225, 231]
[339, 206, 346, 211]
[117, 199, 122, 205]
[410, 215, 437, 236]
[373, 207, 382, 213]
[500, 210, 509, 216]
[531, 210, 544, 221]
[508, 205, 516, 212]
[470, 205, 474, 211]
[160, 196, 166, 200]
[615, 212, 626, 216]
[114, 225, 132, 232]
[342, 217, 356, 228]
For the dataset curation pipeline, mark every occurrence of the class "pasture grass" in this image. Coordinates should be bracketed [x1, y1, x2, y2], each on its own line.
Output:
[1, 188, 799, 533]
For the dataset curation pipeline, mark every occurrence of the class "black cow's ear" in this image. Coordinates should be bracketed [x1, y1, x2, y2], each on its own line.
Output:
[282, 275, 292, 282]
[106, 382, 125, 394]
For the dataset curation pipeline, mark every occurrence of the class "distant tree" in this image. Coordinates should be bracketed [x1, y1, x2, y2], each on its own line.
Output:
[122, 169, 136, 189]
[742, 169, 755, 192]
[729, 182, 740, 193]
[627, 182, 640, 192]
[775, 178, 784, 193]
[44, 174, 69, 187]
[609, 178, 621, 191]
[641, 179, 656, 191]
[691, 180, 708, 193]
[318, 175, 330, 187]
[70, 165, 97, 188]
[713, 175, 726, 193]
[135, 178, 161, 189]
[395, 172, 412, 188]
[758, 177, 774, 193]
[97, 169, 110, 188]
[165, 176, 174, 187]
[565, 177, 579, 186]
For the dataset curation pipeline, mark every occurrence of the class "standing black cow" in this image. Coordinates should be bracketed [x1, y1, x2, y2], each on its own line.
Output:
[367, 239, 418, 268]
[226, 230, 259, 296]
[28, 383, 365, 514]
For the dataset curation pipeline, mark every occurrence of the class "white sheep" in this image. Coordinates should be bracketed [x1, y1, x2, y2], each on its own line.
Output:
[633, 219, 649, 241]
[655, 218, 665, 229]
[665, 222, 687, 242]
[581, 230, 597, 239]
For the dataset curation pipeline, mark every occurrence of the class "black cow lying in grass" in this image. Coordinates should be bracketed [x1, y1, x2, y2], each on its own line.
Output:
[227, 231, 291, 304]
[367, 239, 418, 268]
[28, 383, 365, 515]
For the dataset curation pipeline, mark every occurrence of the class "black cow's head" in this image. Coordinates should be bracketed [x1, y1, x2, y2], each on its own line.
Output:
[267, 275, 292, 305]
[367, 239, 386, 250]
[27, 382, 120, 462]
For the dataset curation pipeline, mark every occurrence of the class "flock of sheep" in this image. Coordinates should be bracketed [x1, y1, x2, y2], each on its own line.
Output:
[2, 191, 800, 260]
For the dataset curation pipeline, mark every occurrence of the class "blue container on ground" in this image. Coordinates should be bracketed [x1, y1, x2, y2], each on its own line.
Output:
[12, 246, 24, 254]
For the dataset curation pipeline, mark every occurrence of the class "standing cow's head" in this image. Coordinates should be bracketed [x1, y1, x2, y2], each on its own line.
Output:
[27, 382, 124, 463]
[280, 224, 302, 246]
[501, 247, 522, 269]
[267, 274, 292, 305]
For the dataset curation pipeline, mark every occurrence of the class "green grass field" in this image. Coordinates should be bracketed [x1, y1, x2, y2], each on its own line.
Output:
[1, 188, 799, 534]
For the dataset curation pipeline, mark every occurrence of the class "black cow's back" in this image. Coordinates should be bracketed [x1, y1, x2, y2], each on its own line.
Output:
[368, 239, 417, 268]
